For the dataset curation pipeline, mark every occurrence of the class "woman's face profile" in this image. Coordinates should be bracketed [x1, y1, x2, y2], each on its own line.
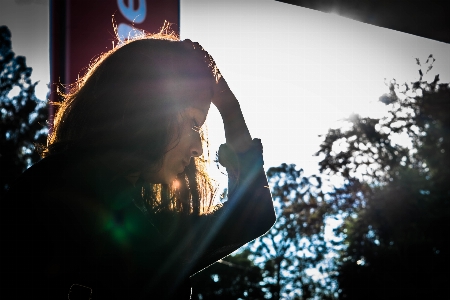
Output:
[148, 73, 213, 184]
[143, 77, 212, 184]
[147, 106, 209, 184]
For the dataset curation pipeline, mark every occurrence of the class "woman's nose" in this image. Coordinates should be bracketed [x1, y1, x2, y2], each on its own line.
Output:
[190, 134, 203, 157]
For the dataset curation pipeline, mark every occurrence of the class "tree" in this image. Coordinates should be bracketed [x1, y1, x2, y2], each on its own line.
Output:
[247, 164, 336, 300]
[191, 249, 266, 300]
[0, 25, 48, 198]
[191, 164, 338, 300]
[315, 55, 450, 299]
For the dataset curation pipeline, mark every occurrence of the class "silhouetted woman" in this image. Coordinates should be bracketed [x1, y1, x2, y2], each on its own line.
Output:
[1, 32, 275, 299]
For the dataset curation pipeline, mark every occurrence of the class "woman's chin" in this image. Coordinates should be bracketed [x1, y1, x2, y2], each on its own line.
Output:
[167, 173, 179, 185]
[146, 170, 182, 185]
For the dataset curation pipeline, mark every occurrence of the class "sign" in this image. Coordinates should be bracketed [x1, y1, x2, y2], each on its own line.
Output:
[49, 0, 179, 128]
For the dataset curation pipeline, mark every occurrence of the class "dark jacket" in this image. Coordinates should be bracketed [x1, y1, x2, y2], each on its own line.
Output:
[0, 139, 275, 299]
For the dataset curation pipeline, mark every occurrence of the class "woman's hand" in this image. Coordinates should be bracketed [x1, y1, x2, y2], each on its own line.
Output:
[212, 76, 253, 153]
[182, 39, 253, 153]
[211, 73, 240, 113]
[181, 39, 237, 110]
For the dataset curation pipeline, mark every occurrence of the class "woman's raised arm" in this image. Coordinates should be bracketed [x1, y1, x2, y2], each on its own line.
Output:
[188, 66, 276, 275]
[211, 75, 253, 153]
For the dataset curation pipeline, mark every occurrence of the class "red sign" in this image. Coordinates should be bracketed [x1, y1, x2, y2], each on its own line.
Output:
[49, 0, 179, 127]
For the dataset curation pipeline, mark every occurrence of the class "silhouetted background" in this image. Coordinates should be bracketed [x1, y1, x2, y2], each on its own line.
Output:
[1, 0, 449, 299]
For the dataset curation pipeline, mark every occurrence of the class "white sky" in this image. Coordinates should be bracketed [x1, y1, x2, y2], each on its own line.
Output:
[180, 0, 450, 181]
[1, 0, 450, 186]
[0, 0, 49, 101]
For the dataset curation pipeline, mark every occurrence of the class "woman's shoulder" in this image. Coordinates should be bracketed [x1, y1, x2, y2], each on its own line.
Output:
[5, 154, 65, 201]
[3, 152, 102, 229]
[6, 152, 90, 200]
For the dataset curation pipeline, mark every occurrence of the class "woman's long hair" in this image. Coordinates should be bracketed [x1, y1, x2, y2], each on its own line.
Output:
[43, 25, 217, 215]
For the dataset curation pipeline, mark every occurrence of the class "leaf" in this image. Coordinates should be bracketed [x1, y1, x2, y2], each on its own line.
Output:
[404, 83, 410, 92]
[432, 74, 440, 85]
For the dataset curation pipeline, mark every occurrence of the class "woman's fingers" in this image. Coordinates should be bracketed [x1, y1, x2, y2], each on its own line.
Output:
[182, 39, 202, 52]
[182, 40, 211, 71]
[181, 39, 239, 109]
[211, 74, 241, 113]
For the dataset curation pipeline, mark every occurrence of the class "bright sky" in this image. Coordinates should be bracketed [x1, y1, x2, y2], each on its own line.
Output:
[180, 0, 450, 180]
[2, 0, 450, 187]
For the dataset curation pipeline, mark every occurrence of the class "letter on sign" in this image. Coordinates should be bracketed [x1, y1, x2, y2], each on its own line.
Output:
[117, 23, 145, 41]
[117, 0, 147, 23]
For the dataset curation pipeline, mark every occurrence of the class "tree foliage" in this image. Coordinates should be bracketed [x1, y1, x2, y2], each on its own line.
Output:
[191, 164, 338, 300]
[0, 25, 48, 197]
[191, 249, 266, 300]
[315, 55, 450, 299]
[248, 164, 336, 300]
